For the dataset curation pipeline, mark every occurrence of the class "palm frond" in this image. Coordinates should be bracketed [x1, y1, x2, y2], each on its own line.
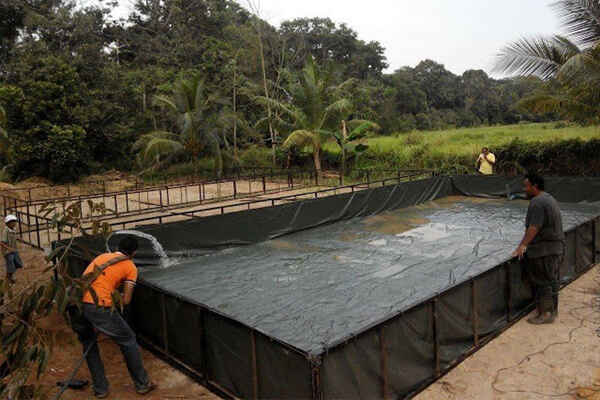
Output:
[137, 136, 184, 166]
[321, 98, 353, 128]
[558, 44, 600, 84]
[153, 95, 179, 113]
[334, 78, 358, 94]
[132, 131, 180, 151]
[282, 130, 319, 149]
[254, 96, 302, 121]
[494, 35, 581, 79]
[516, 92, 594, 114]
[553, 0, 600, 47]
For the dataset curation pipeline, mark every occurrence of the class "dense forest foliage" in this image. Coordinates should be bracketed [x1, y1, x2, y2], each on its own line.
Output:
[0, 0, 553, 181]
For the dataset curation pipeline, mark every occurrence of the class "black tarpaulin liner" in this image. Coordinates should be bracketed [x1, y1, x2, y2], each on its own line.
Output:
[507, 259, 534, 320]
[437, 284, 473, 369]
[109, 177, 453, 261]
[387, 304, 434, 397]
[58, 176, 600, 399]
[136, 198, 597, 355]
[164, 297, 203, 372]
[452, 175, 600, 204]
[255, 332, 312, 399]
[321, 329, 381, 399]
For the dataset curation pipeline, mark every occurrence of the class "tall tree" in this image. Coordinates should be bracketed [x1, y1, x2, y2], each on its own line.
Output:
[134, 76, 226, 175]
[258, 58, 352, 172]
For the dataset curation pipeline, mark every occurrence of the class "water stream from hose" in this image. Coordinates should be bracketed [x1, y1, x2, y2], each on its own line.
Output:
[106, 230, 177, 268]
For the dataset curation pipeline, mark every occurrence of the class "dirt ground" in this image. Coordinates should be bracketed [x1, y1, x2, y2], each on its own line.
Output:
[9, 180, 351, 248]
[417, 264, 600, 400]
[11, 246, 220, 400]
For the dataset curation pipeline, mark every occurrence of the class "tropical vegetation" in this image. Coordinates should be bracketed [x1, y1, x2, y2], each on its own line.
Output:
[0, 0, 559, 182]
[495, 0, 600, 124]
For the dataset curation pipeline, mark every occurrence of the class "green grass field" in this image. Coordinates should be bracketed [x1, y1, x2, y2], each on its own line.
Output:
[321, 122, 600, 171]
[149, 122, 600, 179]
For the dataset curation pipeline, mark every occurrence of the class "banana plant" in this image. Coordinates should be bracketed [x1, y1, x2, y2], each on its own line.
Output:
[332, 120, 379, 182]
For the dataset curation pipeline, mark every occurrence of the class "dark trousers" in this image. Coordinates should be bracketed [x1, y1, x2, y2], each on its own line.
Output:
[526, 254, 562, 314]
[77, 303, 149, 394]
[4, 252, 23, 274]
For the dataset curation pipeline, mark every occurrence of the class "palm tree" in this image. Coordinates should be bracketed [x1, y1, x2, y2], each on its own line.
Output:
[255, 58, 353, 173]
[494, 1, 600, 120]
[134, 77, 226, 176]
[495, 1, 600, 79]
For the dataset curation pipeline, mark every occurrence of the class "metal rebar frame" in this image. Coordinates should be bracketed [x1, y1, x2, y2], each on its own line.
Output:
[9, 171, 432, 249]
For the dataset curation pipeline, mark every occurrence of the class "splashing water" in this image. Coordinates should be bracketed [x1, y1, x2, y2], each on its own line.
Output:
[106, 230, 178, 269]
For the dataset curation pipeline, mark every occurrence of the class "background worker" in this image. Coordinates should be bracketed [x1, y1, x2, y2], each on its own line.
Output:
[1, 215, 24, 284]
[77, 236, 155, 398]
[476, 147, 496, 175]
[512, 173, 565, 325]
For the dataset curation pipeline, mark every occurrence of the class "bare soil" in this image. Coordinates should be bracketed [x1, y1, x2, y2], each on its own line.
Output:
[417, 264, 600, 400]
[10, 245, 219, 400]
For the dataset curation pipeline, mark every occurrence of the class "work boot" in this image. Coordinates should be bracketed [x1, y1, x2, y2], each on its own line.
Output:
[136, 382, 156, 395]
[94, 390, 109, 399]
[527, 312, 555, 325]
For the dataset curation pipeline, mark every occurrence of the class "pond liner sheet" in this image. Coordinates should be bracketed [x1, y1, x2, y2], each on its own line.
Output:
[59, 176, 600, 399]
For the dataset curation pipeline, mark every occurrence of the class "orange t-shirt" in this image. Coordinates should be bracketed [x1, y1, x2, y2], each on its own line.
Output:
[82, 252, 138, 307]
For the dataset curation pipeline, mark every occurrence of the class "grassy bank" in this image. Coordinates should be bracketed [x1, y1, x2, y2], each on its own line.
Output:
[145, 122, 600, 179]
[322, 122, 600, 172]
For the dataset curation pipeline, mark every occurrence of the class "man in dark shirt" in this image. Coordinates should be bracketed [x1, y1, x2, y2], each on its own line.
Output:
[512, 172, 565, 325]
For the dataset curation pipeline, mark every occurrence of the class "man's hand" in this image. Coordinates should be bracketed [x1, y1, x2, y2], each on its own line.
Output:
[512, 245, 527, 260]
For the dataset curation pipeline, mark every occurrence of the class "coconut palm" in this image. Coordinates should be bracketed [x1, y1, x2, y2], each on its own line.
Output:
[494, 1, 600, 121]
[255, 58, 353, 173]
[134, 76, 226, 176]
[495, 1, 600, 80]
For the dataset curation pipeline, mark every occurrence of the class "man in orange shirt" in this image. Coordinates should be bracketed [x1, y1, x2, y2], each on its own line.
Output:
[77, 236, 155, 398]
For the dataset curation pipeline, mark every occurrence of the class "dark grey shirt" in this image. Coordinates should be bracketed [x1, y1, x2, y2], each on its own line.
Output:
[525, 192, 565, 258]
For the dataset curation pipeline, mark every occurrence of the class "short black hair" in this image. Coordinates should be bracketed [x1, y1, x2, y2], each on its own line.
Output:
[118, 236, 138, 257]
[525, 172, 545, 190]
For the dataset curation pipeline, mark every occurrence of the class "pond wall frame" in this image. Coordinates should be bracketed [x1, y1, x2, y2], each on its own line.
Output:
[59, 175, 600, 400]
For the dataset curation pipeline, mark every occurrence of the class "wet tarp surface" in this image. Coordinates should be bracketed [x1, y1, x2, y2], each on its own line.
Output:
[139, 197, 600, 355]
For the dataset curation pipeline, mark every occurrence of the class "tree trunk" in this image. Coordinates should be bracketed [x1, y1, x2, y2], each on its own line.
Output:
[341, 120, 347, 185]
[142, 82, 147, 113]
[341, 147, 345, 185]
[256, 25, 276, 167]
[233, 61, 238, 157]
[313, 147, 322, 174]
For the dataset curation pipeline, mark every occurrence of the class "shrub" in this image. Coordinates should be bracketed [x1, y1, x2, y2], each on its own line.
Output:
[13, 123, 90, 182]
[554, 121, 568, 129]
[403, 131, 424, 146]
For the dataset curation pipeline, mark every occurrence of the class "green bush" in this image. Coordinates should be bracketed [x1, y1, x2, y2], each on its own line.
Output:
[13, 123, 90, 182]
[403, 131, 424, 146]
[554, 121, 569, 129]
[239, 146, 272, 167]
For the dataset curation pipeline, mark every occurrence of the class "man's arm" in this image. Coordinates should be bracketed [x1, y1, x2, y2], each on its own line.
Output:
[484, 154, 496, 165]
[512, 225, 540, 259]
[122, 263, 138, 305]
[122, 281, 135, 305]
